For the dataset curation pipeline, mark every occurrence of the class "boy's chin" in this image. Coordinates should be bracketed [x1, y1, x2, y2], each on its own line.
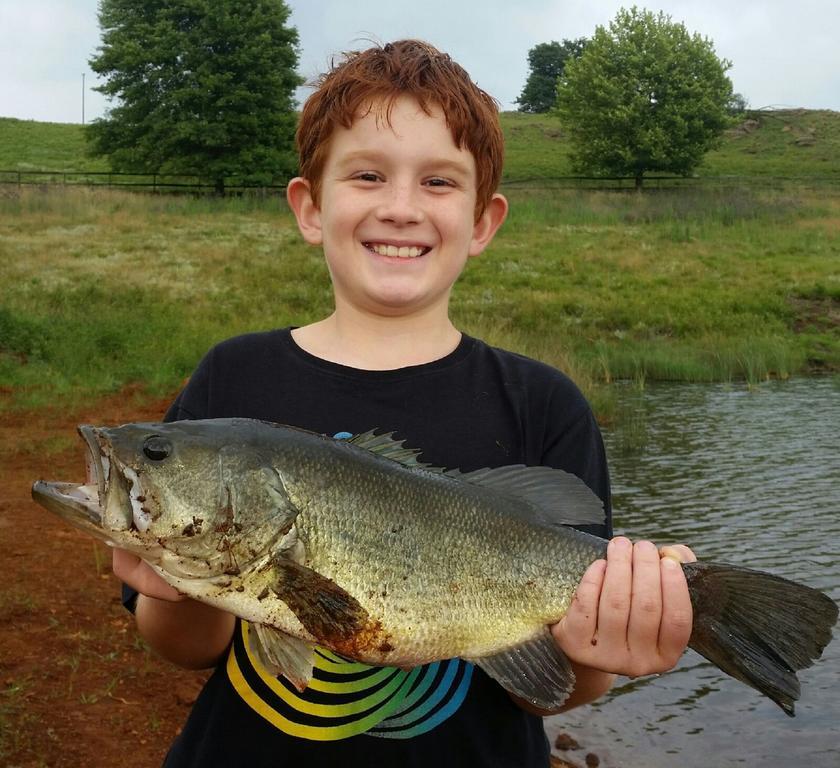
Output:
[355, 290, 449, 317]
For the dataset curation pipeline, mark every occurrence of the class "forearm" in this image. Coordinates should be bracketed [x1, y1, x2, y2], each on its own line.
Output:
[511, 661, 615, 716]
[135, 594, 236, 669]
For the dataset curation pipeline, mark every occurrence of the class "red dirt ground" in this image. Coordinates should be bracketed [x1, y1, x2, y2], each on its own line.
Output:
[0, 390, 208, 768]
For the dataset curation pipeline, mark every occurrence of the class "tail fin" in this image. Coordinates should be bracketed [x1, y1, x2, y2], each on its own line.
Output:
[683, 562, 838, 716]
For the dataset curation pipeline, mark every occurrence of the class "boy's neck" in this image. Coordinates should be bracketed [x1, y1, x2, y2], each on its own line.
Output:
[291, 309, 462, 371]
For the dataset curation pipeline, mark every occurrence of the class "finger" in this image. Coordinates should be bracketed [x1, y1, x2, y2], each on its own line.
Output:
[627, 540, 663, 652]
[657, 557, 693, 666]
[660, 544, 697, 564]
[554, 558, 607, 646]
[112, 547, 141, 580]
[112, 549, 183, 601]
[597, 537, 633, 646]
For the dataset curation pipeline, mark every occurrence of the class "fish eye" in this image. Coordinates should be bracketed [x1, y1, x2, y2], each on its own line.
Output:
[142, 436, 172, 462]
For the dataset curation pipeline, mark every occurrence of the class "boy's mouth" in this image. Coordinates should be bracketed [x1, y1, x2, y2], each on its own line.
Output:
[364, 242, 431, 259]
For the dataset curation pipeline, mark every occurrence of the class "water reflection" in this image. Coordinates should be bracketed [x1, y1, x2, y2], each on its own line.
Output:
[546, 377, 840, 768]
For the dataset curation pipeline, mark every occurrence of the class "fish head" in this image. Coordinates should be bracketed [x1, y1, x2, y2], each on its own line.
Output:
[32, 419, 300, 579]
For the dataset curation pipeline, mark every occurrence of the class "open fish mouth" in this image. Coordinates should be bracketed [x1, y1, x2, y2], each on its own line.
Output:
[31, 479, 102, 526]
[32, 425, 143, 533]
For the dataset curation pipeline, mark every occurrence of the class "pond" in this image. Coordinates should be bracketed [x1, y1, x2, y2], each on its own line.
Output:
[546, 377, 840, 768]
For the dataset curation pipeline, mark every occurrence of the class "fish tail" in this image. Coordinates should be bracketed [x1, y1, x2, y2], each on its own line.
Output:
[683, 561, 838, 716]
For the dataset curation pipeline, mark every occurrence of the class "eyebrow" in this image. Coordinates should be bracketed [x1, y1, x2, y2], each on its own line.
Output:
[335, 150, 473, 177]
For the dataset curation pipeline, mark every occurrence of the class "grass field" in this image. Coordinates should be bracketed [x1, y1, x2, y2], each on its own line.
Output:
[1, 110, 838, 417]
[1, 183, 837, 418]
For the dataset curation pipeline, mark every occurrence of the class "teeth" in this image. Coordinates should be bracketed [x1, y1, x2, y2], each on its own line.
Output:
[368, 243, 426, 258]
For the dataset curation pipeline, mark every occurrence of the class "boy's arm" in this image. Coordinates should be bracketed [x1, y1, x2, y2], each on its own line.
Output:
[512, 538, 695, 715]
[114, 549, 236, 669]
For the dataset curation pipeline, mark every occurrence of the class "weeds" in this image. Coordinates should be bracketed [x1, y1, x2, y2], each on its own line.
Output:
[1, 183, 838, 415]
[0, 678, 43, 762]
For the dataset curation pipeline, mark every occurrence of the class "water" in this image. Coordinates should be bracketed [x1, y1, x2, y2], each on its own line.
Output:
[545, 377, 840, 768]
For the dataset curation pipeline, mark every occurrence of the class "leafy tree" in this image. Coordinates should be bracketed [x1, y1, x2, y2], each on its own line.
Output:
[555, 7, 734, 189]
[516, 39, 588, 113]
[727, 92, 749, 117]
[88, 0, 302, 193]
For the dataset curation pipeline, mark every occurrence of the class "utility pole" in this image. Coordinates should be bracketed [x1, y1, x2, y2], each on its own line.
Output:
[82, 73, 86, 125]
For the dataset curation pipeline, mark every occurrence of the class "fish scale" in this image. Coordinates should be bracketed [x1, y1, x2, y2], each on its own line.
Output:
[292, 445, 589, 659]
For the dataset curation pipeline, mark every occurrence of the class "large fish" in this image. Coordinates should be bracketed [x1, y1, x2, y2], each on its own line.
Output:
[32, 418, 837, 715]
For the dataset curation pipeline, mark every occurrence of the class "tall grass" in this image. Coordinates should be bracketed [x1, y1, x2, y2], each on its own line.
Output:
[0, 185, 837, 414]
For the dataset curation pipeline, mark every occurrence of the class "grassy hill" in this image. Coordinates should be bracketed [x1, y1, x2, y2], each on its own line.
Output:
[2, 109, 839, 181]
[0, 118, 108, 173]
[499, 109, 840, 182]
[1, 110, 838, 411]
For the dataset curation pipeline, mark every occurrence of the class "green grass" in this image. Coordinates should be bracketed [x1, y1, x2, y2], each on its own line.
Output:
[699, 110, 840, 178]
[3, 108, 840, 181]
[498, 109, 840, 183]
[0, 118, 108, 173]
[1, 185, 837, 416]
[1, 110, 837, 415]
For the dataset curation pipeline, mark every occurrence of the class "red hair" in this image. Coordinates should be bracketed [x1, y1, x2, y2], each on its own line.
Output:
[296, 40, 504, 219]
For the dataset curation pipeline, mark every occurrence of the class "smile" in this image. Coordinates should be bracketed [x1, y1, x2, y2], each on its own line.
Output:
[364, 242, 431, 259]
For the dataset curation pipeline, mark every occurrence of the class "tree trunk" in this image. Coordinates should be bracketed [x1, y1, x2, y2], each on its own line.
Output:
[635, 173, 644, 191]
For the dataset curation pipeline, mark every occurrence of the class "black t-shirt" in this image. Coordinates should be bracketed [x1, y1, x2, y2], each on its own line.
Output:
[136, 328, 611, 768]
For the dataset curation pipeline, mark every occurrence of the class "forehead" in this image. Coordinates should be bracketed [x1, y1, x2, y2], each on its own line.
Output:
[325, 96, 475, 172]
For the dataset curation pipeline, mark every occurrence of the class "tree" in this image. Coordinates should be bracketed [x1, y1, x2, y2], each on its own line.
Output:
[555, 7, 734, 189]
[726, 92, 749, 117]
[88, 0, 302, 193]
[516, 39, 588, 113]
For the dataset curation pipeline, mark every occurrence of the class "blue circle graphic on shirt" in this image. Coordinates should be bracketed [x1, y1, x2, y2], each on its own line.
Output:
[229, 623, 474, 740]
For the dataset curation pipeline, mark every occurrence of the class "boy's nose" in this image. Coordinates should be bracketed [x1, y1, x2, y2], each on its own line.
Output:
[375, 184, 424, 225]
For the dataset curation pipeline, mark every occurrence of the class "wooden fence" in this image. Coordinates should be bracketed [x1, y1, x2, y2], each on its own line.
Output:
[1, 169, 838, 194]
[0, 169, 286, 194]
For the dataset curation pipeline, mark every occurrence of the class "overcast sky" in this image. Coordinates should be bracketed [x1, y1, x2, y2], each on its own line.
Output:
[1, 0, 838, 124]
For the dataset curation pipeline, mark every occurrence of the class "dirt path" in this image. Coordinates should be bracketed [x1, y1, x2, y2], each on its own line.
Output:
[0, 391, 208, 768]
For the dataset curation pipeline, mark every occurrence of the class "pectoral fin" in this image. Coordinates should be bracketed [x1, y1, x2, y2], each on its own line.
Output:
[248, 622, 316, 691]
[471, 631, 576, 710]
[270, 558, 370, 649]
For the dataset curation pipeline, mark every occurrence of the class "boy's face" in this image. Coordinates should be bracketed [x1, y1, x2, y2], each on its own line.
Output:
[289, 96, 506, 320]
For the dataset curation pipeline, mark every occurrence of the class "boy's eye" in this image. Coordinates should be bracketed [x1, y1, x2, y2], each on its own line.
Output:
[354, 172, 381, 183]
[425, 177, 454, 188]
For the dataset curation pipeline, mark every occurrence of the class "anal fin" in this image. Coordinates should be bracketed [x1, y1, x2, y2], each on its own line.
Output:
[471, 631, 576, 710]
[248, 622, 316, 691]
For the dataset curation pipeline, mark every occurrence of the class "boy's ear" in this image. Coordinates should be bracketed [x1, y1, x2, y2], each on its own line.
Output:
[286, 177, 323, 245]
[469, 193, 508, 257]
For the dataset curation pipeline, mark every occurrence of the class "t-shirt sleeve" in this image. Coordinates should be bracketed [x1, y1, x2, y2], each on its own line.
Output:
[542, 405, 612, 539]
[164, 348, 214, 422]
[528, 363, 612, 540]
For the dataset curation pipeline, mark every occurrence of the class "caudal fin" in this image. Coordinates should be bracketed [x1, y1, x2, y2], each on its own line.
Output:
[683, 562, 838, 716]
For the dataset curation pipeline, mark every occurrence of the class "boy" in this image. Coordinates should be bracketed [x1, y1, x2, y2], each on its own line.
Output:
[116, 39, 694, 767]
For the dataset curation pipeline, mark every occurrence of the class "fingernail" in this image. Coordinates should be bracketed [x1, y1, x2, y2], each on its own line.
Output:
[609, 537, 631, 554]
[661, 556, 680, 568]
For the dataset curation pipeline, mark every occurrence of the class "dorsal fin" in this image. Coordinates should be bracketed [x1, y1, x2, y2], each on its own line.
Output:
[347, 430, 605, 529]
[347, 430, 432, 468]
[453, 464, 605, 528]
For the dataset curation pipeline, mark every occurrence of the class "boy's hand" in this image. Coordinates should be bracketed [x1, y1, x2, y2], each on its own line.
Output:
[113, 548, 185, 602]
[551, 537, 695, 678]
